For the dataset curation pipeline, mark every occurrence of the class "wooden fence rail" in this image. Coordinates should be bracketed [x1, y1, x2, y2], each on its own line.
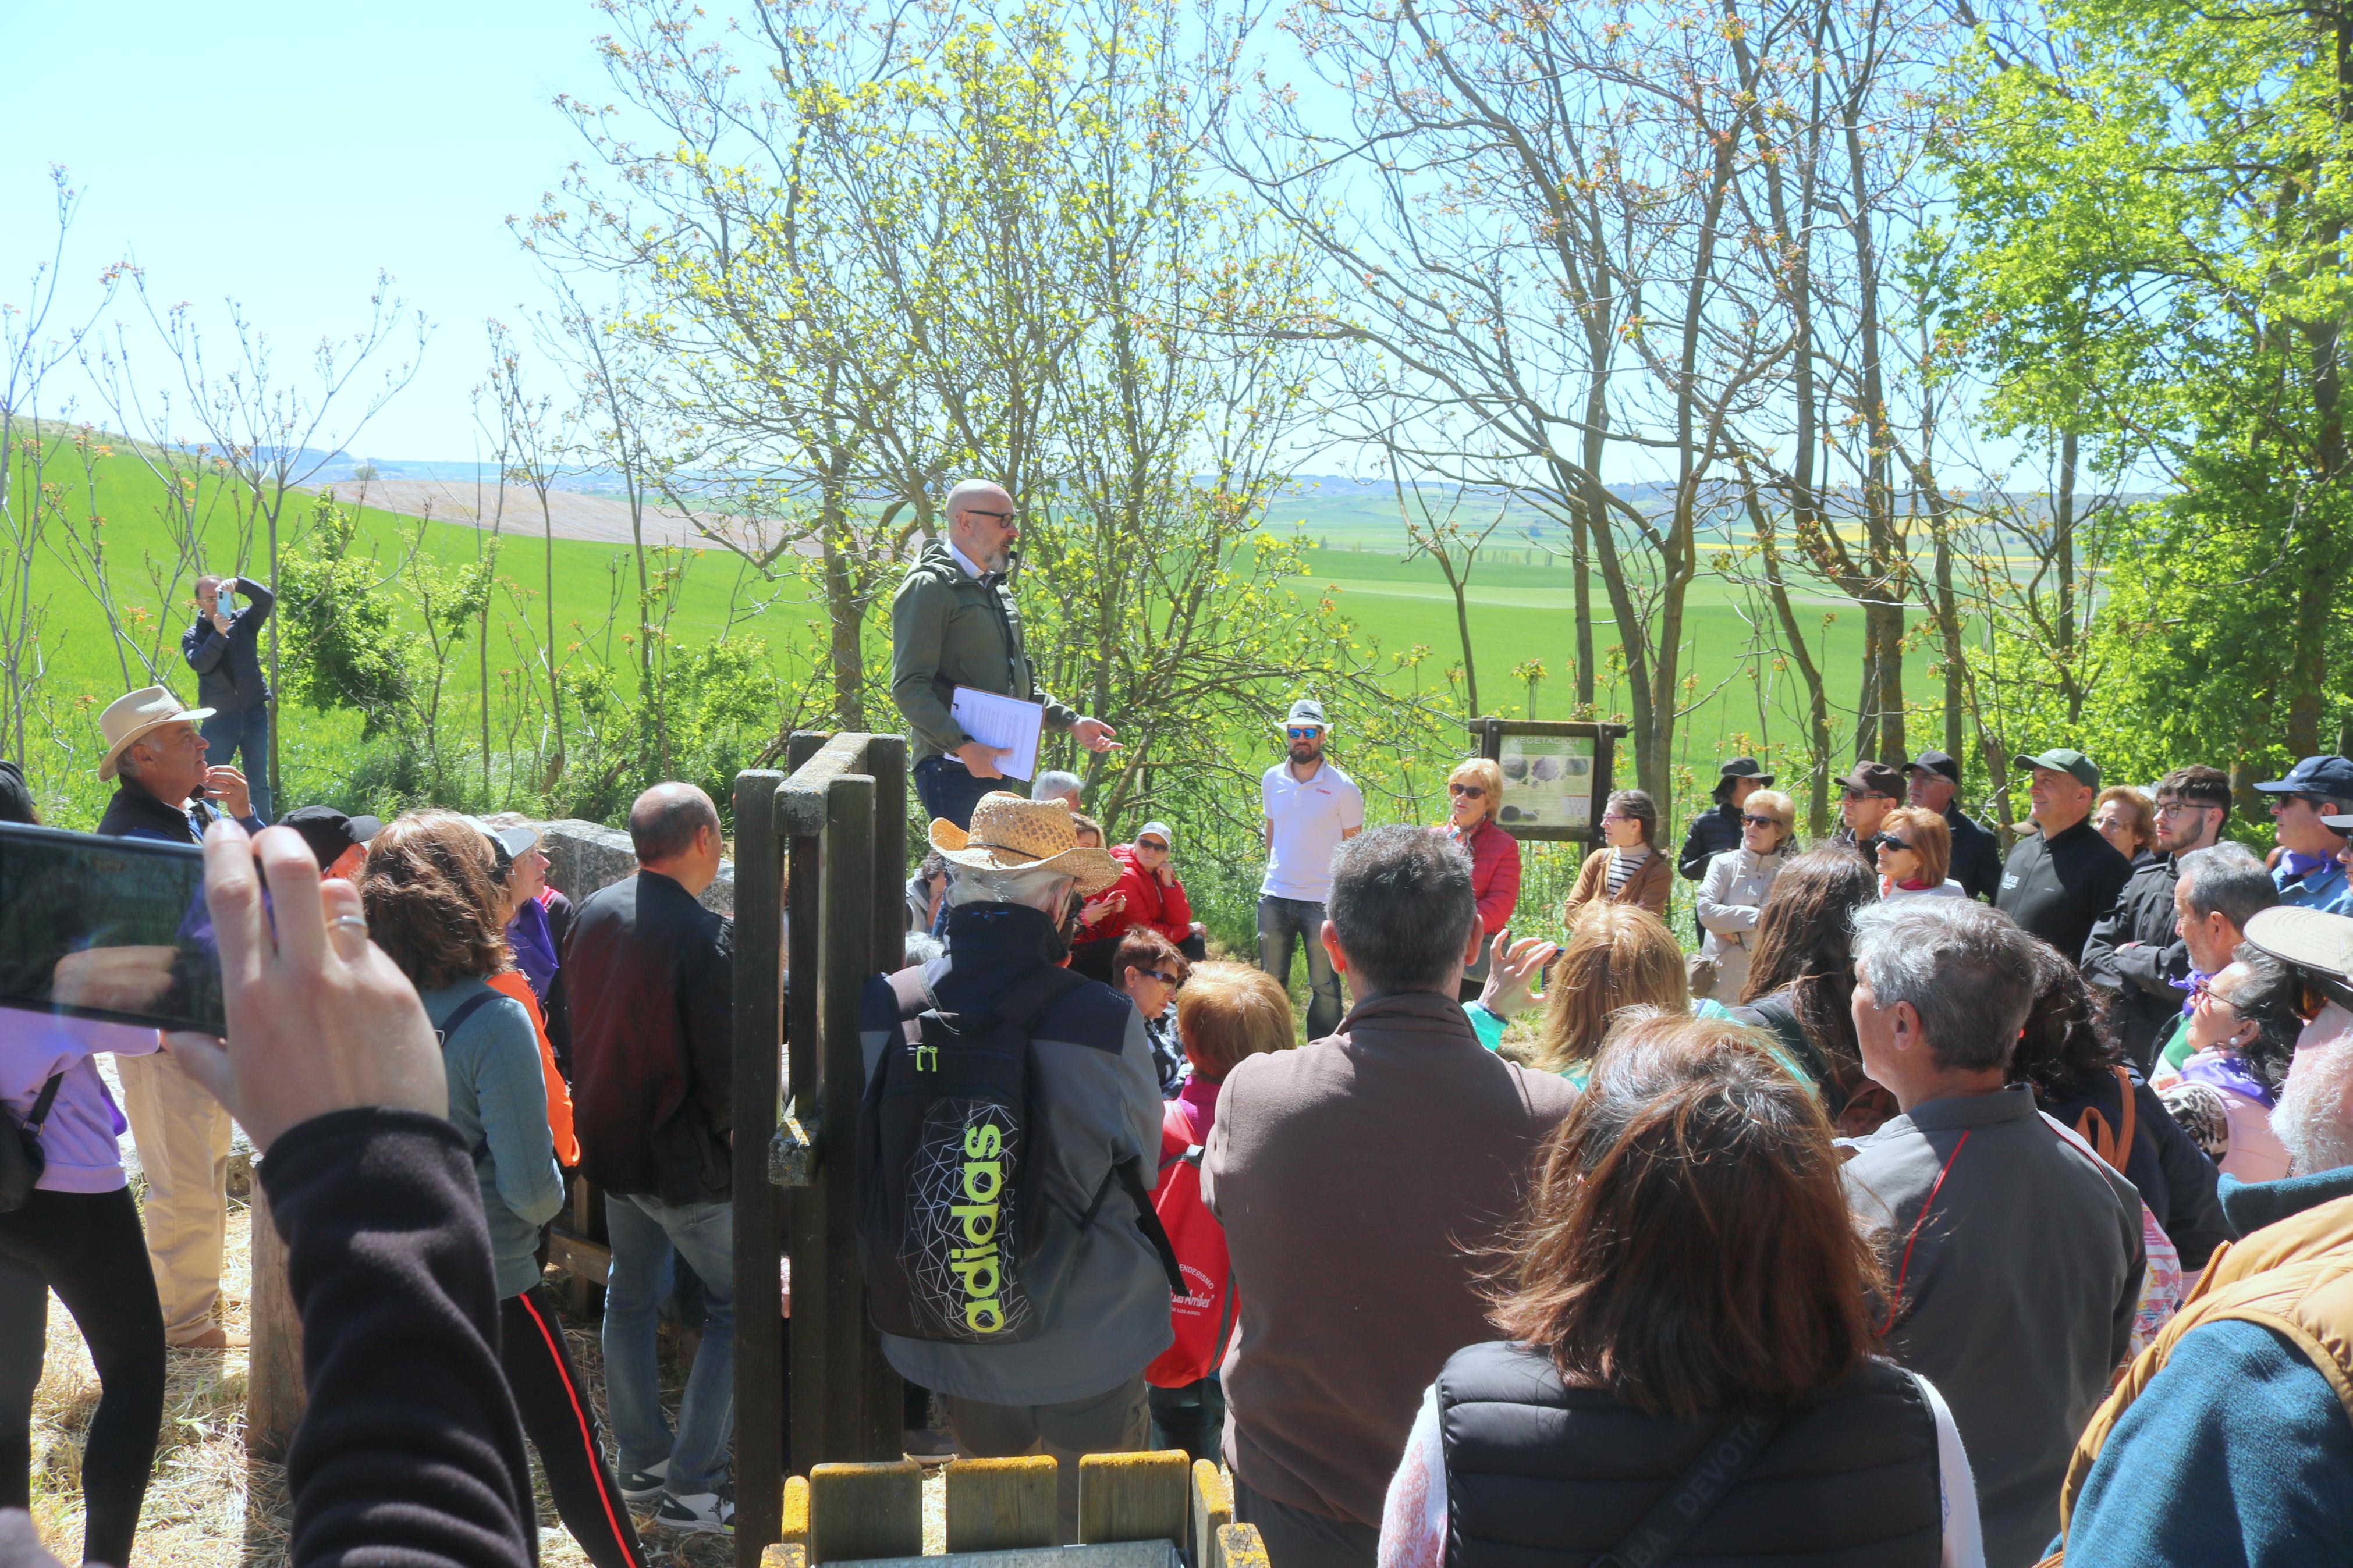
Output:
[758, 1452, 1267, 1568]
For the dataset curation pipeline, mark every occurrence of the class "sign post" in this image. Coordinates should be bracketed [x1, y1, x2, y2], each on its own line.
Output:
[1465, 717, 1629, 844]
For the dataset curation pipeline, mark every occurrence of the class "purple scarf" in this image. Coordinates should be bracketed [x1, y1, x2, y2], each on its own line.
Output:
[2181, 1048, 2275, 1109]
[505, 896, 560, 1004]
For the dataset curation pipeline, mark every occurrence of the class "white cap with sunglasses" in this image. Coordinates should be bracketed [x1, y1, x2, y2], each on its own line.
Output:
[1135, 820, 1174, 852]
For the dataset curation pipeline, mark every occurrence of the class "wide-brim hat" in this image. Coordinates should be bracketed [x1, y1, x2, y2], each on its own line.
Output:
[2245, 905, 2353, 982]
[929, 793, 1121, 896]
[1717, 756, 1774, 785]
[97, 685, 215, 781]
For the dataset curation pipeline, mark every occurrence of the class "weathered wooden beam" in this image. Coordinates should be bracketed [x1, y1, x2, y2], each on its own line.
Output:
[1188, 1459, 1233, 1568]
[807, 1459, 924, 1564]
[946, 1456, 1059, 1553]
[245, 1178, 304, 1462]
[1078, 1450, 1191, 1546]
[734, 768, 790, 1567]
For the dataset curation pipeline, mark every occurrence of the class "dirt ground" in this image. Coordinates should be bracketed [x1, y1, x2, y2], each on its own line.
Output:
[328, 476, 819, 561]
[21, 1187, 927, 1567]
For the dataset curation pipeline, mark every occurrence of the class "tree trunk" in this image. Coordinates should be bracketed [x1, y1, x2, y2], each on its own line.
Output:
[820, 527, 866, 731]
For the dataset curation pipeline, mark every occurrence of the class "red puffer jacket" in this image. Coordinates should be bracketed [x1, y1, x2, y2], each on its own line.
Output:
[1088, 842, 1195, 948]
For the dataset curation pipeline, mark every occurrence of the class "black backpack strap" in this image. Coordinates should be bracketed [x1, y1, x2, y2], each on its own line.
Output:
[1113, 1154, 1187, 1297]
[23, 1072, 65, 1133]
[435, 989, 502, 1048]
[1590, 1409, 1786, 1568]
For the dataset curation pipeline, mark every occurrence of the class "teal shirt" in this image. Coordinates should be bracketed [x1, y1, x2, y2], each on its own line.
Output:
[1464, 996, 1815, 1098]
[423, 980, 565, 1299]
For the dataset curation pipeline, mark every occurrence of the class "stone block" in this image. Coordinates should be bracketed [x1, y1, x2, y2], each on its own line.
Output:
[516, 816, 734, 915]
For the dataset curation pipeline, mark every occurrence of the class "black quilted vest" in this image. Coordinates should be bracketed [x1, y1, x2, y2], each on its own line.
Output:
[1437, 1341, 1943, 1568]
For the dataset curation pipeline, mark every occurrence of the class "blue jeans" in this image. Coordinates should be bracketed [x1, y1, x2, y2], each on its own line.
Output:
[602, 1193, 734, 1494]
[198, 705, 271, 822]
[913, 755, 1003, 833]
[1258, 895, 1344, 1040]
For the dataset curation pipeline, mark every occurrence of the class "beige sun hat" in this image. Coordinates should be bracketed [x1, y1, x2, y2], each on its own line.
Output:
[97, 685, 215, 781]
[2245, 905, 2353, 982]
[929, 792, 1122, 896]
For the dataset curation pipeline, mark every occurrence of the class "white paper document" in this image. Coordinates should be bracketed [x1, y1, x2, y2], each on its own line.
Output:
[950, 686, 1046, 781]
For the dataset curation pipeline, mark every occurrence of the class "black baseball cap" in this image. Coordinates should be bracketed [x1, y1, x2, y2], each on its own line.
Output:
[1901, 751, 1961, 785]
[2254, 755, 2353, 802]
[279, 805, 384, 870]
[1836, 761, 1906, 800]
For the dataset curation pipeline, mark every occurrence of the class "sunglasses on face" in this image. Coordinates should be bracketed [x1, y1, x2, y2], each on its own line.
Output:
[1142, 968, 1183, 988]
[1874, 835, 1917, 854]
[1741, 813, 1779, 829]
[1602, 812, 1634, 825]
[1286, 727, 1322, 741]
[1136, 840, 1169, 854]
[1449, 782, 1486, 798]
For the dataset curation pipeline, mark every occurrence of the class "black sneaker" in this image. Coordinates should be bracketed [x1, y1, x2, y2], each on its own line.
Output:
[616, 1459, 668, 1505]
[655, 1484, 736, 1535]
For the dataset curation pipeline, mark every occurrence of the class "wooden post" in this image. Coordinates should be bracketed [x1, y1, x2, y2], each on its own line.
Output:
[734, 767, 789, 1558]
[818, 769, 893, 1460]
[245, 1175, 305, 1461]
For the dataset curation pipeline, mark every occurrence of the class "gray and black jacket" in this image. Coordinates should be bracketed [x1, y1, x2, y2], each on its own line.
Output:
[858, 901, 1169, 1405]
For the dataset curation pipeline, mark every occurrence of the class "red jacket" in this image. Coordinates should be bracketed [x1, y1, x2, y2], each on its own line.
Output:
[1436, 817, 1523, 936]
[1089, 843, 1195, 948]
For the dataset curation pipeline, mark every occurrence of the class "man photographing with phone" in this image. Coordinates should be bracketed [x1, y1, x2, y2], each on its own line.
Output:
[93, 683, 259, 1350]
[182, 571, 275, 822]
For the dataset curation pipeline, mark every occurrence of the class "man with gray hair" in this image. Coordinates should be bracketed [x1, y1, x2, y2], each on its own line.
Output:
[2153, 841, 2282, 1075]
[1840, 897, 2143, 1568]
[890, 479, 1117, 830]
[1031, 770, 1084, 810]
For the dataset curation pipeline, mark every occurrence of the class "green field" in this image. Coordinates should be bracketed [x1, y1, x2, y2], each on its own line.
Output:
[8, 439, 1926, 851]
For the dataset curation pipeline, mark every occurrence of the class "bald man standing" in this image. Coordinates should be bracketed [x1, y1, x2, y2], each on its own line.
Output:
[891, 479, 1117, 830]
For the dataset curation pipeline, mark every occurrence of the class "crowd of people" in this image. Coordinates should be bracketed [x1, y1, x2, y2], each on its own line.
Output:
[3, 478, 2352, 1567]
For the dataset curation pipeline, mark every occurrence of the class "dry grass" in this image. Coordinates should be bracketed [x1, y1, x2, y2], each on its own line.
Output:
[26, 1188, 755, 1567]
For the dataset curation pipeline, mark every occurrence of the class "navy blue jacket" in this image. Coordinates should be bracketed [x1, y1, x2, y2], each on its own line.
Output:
[1944, 800, 2003, 903]
[181, 575, 274, 713]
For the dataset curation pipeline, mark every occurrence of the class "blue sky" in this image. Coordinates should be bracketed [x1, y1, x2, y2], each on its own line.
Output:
[2, 1, 618, 460]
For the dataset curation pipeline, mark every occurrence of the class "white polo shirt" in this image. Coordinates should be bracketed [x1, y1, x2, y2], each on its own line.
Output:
[1260, 759, 1366, 902]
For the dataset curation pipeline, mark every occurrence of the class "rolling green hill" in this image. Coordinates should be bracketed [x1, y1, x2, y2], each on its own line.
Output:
[9, 436, 1918, 832]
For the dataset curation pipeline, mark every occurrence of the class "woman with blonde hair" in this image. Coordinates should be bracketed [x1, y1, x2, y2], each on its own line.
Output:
[1875, 805, 1965, 901]
[1435, 756, 1521, 1001]
[1532, 905, 1688, 1087]
[1695, 787, 1797, 1004]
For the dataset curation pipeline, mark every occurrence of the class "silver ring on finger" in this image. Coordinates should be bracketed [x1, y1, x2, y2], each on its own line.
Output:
[331, 916, 370, 936]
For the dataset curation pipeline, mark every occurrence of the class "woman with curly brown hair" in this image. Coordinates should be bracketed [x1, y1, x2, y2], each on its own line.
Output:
[1376, 1014, 1985, 1568]
[361, 812, 646, 1568]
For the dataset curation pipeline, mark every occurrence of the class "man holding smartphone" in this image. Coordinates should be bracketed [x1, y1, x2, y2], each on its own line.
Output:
[181, 571, 275, 823]
[93, 684, 261, 1350]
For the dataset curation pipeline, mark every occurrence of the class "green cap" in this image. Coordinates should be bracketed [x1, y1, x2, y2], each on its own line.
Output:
[2011, 748, 2100, 791]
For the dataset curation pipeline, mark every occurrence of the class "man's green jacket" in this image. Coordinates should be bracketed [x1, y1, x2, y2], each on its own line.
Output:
[889, 539, 1076, 763]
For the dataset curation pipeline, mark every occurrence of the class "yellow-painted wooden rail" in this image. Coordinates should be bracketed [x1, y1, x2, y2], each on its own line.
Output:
[760, 1453, 1268, 1568]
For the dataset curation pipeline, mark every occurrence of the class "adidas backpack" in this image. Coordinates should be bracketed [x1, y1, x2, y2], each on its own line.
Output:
[857, 962, 1181, 1343]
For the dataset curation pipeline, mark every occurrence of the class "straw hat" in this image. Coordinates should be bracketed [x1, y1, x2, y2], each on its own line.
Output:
[929, 792, 1121, 895]
[97, 685, 215, 781]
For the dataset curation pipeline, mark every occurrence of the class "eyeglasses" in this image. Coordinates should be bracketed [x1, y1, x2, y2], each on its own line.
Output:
[1875, 835, 1917, 854]
[1286, 727, 1323, 741]
[1135, 840, 1169, 854]
[1141, 968, 1183, 988]
[1449, 782, 1486, 798]
[2190, 977, 2248, 1016]
[1740, 813, 1779, 829]
[1601, 812, 1634, 824]
[964, 507, 1014, 524]
[2154, 799, 2220, 818]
